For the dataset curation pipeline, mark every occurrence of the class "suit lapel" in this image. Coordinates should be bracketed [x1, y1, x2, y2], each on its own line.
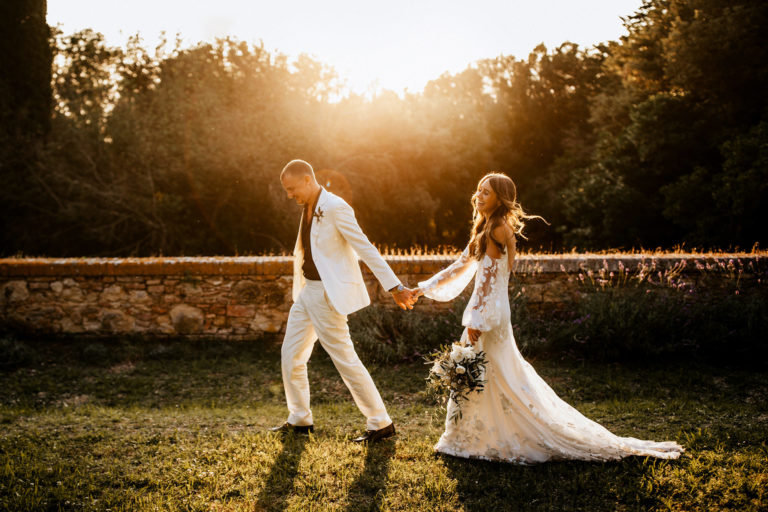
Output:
[295, 188, 327, 254]
[310, 188, 329, 241]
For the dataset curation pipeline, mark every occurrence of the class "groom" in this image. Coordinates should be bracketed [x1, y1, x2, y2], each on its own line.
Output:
[271, 159, 415, 442]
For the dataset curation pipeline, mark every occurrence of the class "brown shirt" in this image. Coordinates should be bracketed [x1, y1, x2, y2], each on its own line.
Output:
[300, 189, 322, 281]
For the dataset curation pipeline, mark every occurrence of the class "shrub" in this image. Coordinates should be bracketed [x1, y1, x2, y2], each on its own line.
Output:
[351, 257, 768, 365]
[527, 258, 768, 363]
[349, 301, 466, 364]
[0, 336, 36, 369]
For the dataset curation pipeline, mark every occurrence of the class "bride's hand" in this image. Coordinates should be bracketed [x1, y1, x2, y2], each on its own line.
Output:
[467, 328, 481, 345]
[391, 288, 415, 310]
[401, 288, 421, 308]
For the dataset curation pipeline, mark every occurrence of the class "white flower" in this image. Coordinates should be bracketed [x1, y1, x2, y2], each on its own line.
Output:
[431, 361, 445, 376]
[460, 346, 477, 361]
[449, 344, 464, 363]
[455, 365, 466, 374]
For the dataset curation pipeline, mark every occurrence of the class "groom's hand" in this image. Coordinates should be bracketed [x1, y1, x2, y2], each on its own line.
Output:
[390, 287, 415, 310]
[406, 287, 422, 307]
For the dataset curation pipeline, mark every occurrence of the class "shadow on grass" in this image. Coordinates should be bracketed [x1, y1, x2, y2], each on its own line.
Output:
[255, 434, 309, 512]
[343, 439, 396, 512]
[441, 453, 654, 512]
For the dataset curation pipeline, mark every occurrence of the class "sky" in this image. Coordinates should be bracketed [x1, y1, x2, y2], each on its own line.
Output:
[47, 0, 644, 96]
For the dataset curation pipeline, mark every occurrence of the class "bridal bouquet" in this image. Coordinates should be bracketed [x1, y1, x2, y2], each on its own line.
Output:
[426, 342, 487, 423]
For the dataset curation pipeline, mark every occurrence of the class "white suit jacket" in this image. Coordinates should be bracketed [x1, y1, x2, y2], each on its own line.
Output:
[292, 189, 401, 315]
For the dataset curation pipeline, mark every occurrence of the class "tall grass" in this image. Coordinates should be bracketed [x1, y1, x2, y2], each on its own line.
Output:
[539, 256, 768, 363]
[350, 256, 768, 365]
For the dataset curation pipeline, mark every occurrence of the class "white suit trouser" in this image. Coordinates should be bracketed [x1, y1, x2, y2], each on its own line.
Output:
[281, 280, 392, 430]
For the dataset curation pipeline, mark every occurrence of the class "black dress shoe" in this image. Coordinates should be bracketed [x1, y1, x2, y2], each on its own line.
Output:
[268, 422, 314, 434]
[352, 423, 396, 443]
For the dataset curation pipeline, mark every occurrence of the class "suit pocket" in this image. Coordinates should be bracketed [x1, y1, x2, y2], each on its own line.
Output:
[323, 290, 341, 315]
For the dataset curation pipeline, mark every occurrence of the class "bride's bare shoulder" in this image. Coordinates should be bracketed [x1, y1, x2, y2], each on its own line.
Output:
[491, 225, 515, 250]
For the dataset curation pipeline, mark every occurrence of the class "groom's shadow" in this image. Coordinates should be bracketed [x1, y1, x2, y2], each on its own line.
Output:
[440, 453, 648, 512]
[342, 438, 396, 512]
[255, 434, 309, 512]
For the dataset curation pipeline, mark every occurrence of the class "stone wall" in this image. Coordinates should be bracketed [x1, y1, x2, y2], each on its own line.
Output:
[0, 254, 760, 339]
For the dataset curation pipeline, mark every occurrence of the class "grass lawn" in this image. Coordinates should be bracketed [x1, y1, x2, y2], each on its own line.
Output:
[1, 337, 766, 511]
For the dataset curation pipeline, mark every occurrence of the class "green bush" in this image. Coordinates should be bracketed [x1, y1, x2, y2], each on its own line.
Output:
[349, 301, 466, 364]
[351, 261, 768, 365]
[0, 336, 36, 369]
[81, 341, 110, 363]
[542, 286, 767, 362]
[521, 261, 768, 364]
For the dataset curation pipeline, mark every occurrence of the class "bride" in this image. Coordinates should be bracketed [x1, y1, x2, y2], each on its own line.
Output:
[413, 173, 684, 464]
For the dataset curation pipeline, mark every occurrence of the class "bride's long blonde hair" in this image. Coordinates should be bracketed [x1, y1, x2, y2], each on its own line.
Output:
[468, 173, 545, 260]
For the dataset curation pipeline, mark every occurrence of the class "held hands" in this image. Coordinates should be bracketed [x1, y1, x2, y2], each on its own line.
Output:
[389, 286, 480, 342]
[390, 287, 424, 310]
[390, 287, 416, 310]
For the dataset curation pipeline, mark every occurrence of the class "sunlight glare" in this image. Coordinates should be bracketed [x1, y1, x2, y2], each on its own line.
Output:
[47, 0, 644, 97]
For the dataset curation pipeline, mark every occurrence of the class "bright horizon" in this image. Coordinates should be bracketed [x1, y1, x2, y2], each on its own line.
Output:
[47, 0, 644, 96]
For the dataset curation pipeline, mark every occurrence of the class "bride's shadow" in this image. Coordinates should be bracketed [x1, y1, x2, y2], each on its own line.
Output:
[342, 438, 396, 512]
[255, 434, 308, 512]
[440, 453, 649, 512]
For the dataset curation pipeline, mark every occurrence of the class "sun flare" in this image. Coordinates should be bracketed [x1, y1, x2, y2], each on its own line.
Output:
[47, 0, 644, 96]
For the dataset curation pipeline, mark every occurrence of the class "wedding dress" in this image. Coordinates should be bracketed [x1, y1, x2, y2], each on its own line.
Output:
[418, 247, 684, 464]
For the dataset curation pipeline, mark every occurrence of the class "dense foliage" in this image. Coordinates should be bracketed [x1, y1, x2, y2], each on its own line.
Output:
[0, 0, 51, 139]
[349, 257, 768, 365]
[0, 0, 53, 258]
[1, 0, 766, 256]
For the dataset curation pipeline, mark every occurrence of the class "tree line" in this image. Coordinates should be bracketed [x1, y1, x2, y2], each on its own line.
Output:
[1, 0, 766, 256]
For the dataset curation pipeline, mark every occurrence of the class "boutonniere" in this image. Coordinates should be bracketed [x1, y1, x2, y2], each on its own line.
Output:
[313, 207, 325, 223]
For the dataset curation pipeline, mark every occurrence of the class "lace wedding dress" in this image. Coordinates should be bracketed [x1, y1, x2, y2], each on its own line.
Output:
[418, 247, 684, 464]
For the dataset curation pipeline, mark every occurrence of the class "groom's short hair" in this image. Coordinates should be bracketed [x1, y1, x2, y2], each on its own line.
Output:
[281, 159, 315, 180]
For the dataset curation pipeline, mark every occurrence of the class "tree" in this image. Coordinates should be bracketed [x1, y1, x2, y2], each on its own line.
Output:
[0, 0, 53, 256]
[560, 0, 768, 249]
[4, 0, 767, 256]
[0, 0, 52, 139]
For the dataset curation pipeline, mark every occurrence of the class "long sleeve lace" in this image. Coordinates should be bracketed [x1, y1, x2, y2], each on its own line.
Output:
[418, 246, 478, 302]
[462, 256, 503, 332]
